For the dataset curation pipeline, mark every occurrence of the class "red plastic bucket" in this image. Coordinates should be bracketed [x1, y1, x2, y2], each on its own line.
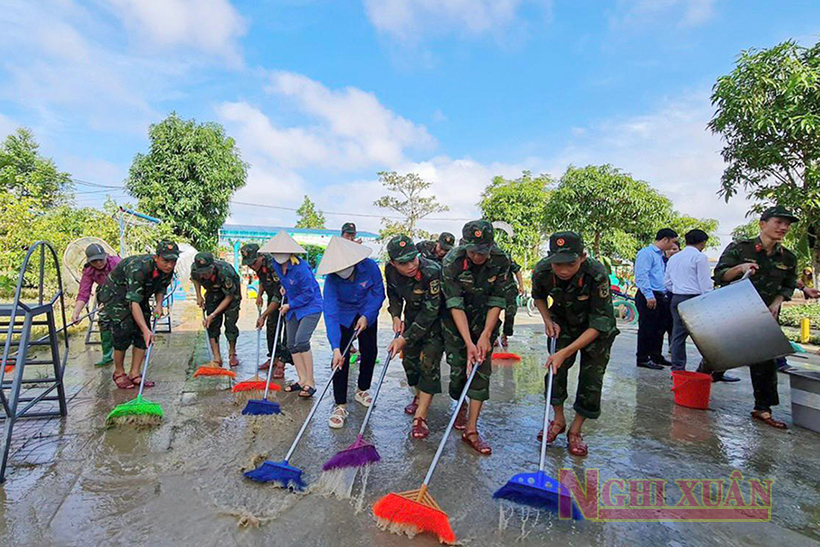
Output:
[671, 371, 712, 410]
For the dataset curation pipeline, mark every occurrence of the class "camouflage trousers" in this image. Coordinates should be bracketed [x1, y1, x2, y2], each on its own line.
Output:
[548, 330, 616, 419]
[100, 303, 150, 351]
[205, 293, 240, 342]
[443, 319, 494, 402]
[265, 307, 292, 364]
[401, 332, 444, 395]
[503, 289, 518, 337]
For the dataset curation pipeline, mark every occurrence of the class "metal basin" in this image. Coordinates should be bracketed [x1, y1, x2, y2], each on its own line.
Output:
[677, 278, 794, 371]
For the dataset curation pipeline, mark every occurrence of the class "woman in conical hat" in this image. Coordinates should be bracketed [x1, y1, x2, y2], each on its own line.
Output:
[261, 231, 322, 397]
[317, 236, 385, 429]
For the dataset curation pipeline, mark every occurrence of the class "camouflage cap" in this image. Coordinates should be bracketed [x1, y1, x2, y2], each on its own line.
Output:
[387, 235, 419, 263]
[462, 220, 494, 254]
[547, 231, 584, 264]
[192, 252, 215, 275]
[85, 243, 108, 263]
[437, 232, 456, 251]
[761, 205, 799, 223]
[341, 222, 357, 235]
[156, 240, 180, 260]
[240, 243, 261, 266]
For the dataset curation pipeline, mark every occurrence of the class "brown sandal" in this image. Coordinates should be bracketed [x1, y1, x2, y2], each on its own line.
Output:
[128, 374, 154, 389]
[113, 373, 135, 389]
[461, 430, 492, 455]
[537, 420, 566, 443]
[751, 411, 788, 430]
[454, 404, 468, 431]
[411, 417, 429, 439]
[567, 432, 588, 457]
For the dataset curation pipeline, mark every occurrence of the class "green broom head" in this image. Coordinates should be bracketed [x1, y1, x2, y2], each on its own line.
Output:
[106, 396, 163, 427]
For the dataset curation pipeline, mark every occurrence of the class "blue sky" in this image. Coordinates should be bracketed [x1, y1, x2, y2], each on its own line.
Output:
[1, 0, 818, 250]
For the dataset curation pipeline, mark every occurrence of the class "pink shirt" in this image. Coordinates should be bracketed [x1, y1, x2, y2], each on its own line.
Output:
[77, 255, 121, 302]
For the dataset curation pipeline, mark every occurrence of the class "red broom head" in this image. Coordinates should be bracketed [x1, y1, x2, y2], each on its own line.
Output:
[4, 365, 13, 373]
[373, 493, 456, 545]
[491, 352, 521, 361]
[232, 381, 281, 393]
[194, 367, 237, 378]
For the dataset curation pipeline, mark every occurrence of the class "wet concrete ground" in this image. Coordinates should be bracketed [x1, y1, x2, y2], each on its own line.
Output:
[2, 301, 820, 547]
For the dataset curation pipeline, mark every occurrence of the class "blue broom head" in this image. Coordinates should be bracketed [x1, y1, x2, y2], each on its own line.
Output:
[244, 459, 306, 490]
[242, 399, 282, 416]
[493, 470, 584, 520]
[321, 437, 380, 471]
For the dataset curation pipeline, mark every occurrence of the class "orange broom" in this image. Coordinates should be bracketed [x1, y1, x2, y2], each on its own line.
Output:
[193, 310, 236, 379]
[492, 338, 520, 362]
[372, 359, 481, 545]
[233, 307, 282, 404]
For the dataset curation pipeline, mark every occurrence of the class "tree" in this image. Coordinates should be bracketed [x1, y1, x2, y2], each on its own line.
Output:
[373, 171, 448, 241]
[545, 165, 673, 260]
[666, 214, 720, 250]
[125, 112, 247, 251]
[731, 216, 811, 267]
[0, 128, 72, 209]
[295, 195, 326, 229]
[709, 40, 820, 271]
[478, 171, 552, 268]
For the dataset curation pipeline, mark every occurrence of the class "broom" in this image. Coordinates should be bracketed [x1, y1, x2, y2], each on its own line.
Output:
[193, 309, 236, 379]
[234, 306, 282, 406]
[372, 357, 481, 545]
[244, 332, 360, 490]
[492, 337, 520, 361]
[106, 318, 163, 427]
[493, 336, 583, 519]
[241, 304, 286, 415]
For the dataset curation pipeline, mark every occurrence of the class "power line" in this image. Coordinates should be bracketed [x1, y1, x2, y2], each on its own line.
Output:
[72, 178, 124, 189]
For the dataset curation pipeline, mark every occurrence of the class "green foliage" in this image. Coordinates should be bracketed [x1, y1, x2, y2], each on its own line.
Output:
[667, 214, 720, 250]
[373, 171, 448, 241]
[731, 217, 811, 267]
[303, 244, 324, 270]
[731, 219, 759, 242]
[102, 198, 181, 255]
[126, 112, 247, 252]
[478, 171, 552, 268]
[780, 303, 820, 328]
[0, 128, 72, 209]
[709, 40, 820, 270]
[295, 195, 326, 229]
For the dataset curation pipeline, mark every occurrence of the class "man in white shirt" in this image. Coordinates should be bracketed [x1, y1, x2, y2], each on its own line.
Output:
[665, 229, 738, 382]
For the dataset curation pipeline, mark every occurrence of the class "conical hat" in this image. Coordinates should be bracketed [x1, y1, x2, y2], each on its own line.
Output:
[316, 236, 372, 276]
[259, 231, 306, 254]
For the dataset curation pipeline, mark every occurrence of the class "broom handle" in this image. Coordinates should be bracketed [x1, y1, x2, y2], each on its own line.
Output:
[357, 332, 401, 437]
[420, 357, 481, 490]
[262, 297, 285, 399]
[202, 309, 214, 361]
[136, 317, 159, 399]
[284, 330, 359, 462]
[539, 337, 556, 473]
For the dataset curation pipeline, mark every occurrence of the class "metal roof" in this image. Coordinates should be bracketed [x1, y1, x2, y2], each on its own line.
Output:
[220, 224, 379, 239]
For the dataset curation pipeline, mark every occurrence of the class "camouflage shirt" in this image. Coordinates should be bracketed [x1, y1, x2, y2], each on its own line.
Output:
[256, 254, 282, 303]
[505, 256, 521, 291]
[416, 240, 441, 263]
[441, 245, 510, 333]
[385, 256, 443, 345]
[531, 257, 618, 337]
[191, 259, 242, 301]
[97, 254, 173, 321]
[713, 237, 797, 306]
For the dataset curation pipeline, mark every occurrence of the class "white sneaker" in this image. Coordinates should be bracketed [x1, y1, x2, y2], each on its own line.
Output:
[329, 405, 348, 429]
[355, 390, 373, 407]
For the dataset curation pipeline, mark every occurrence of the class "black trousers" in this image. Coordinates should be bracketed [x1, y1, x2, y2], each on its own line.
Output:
[635, 290, 670, 362]
[750, 360, 779, 412]
[333, 318, 378, 405]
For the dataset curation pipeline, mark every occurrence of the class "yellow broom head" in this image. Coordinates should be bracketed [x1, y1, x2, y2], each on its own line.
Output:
[373, 489, 456, 545]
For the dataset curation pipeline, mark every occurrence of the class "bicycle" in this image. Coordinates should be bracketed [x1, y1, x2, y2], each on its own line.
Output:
[517, 294, 538, 317]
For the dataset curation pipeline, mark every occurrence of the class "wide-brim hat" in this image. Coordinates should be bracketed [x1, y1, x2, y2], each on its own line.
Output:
[259, 231, 307, 254]
[492, 221, 515, 239]
[316, 236, 372, 276]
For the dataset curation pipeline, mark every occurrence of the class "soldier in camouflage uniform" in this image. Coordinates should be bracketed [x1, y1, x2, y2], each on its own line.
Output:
[441, 220, 510, 455]
[241, 243, 292, 378]
[384, 235, 444, 440]
[500, 256, 524, 347]
[191, 252, 243, 368]
[416, 232, 456, 263]
[98, 240, 178, 390]
[713, 206, 799, 430]
[531, 231, 619, 457]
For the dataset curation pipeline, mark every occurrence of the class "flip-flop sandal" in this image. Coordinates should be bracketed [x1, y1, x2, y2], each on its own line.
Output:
[229, 355, 240, 367]
[751, 411, 788, 430]
[461, 430, 492, 455]
[411, 417, 429, 439]
[567, 432, 588, 457]
[298, 386, 316, 398]
[129, 374, 155, 389]
[113, 373, 135, 390]
[537, 420, 566, 443]
[283, 382, 303, 393]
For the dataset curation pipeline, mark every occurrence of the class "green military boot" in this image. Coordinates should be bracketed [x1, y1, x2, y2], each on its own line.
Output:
[95, 329, 114, 367]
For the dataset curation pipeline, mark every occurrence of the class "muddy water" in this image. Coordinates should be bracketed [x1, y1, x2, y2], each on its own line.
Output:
[2, 302, 820, 546]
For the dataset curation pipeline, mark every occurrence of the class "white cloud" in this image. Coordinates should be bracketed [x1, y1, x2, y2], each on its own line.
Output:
[611, 0, 719, 29]
[105, 0, 246, 65]
[363, 0, 551, 42]
[0, 113, 16, 140]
